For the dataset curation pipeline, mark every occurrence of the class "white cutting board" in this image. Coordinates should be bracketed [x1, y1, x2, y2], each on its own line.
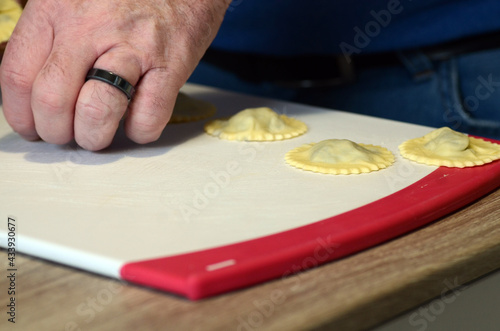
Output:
[3, 84, 497, 299]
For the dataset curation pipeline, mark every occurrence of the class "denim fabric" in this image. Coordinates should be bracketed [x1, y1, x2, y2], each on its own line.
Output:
[189, 48, 500, 140]
[214, 0, 500, 56]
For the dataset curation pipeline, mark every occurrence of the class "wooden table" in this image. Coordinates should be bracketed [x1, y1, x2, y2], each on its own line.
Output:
[1, 186, 499, 331]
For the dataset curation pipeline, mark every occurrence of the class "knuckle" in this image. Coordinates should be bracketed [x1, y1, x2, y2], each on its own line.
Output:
[32, 90, 68, 117]
[76, 99, 113, 126]
[0, 67, 32, 93]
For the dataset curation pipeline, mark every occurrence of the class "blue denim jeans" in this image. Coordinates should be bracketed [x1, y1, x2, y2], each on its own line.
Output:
[189, 48, 500, 140]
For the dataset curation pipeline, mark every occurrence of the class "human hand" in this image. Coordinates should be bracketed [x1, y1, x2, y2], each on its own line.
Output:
[0, 0, 230, 151]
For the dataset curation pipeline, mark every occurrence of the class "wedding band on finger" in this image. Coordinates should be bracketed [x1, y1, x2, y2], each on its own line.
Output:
[85, 68, 136, 101]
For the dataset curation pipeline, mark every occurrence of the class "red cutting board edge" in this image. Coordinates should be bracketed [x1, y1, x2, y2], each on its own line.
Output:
[120, 140, 500, 300]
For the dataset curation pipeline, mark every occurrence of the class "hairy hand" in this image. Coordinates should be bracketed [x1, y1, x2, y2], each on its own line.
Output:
[0, 0, 230, 150]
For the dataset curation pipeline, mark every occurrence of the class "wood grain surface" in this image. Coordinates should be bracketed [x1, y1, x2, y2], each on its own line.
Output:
[1, 188, 500, 331]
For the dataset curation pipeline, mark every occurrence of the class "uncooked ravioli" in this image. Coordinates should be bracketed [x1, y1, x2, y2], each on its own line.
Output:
[0, 0, 22, 44]
[169, 92, 216, 123]
[285, 139, 394, 174]
[204, 107, 307, 141]
[399, 127, 500, 168]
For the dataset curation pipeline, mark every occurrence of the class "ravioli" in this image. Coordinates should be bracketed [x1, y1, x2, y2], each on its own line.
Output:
[285, 139, 394, 174]
[169, 92, 216, 123]
[399, 127, 500, 168]
[0, 0, 22, 44]
[204, 107, 307, 141]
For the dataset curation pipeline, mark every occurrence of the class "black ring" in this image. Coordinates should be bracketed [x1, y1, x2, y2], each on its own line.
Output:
[85, 68, 135, 101]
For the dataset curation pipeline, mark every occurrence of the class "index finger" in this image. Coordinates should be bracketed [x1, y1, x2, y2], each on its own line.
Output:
[0, 5, 52, 140]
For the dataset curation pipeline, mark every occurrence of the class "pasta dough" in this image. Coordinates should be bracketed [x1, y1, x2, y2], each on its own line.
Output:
[0, 0, 22, 44]
[399, 127, 500, 168]
[204, 107, 307, 141]
[169, 92, 216, 123]
[285, 139, 395, 174]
